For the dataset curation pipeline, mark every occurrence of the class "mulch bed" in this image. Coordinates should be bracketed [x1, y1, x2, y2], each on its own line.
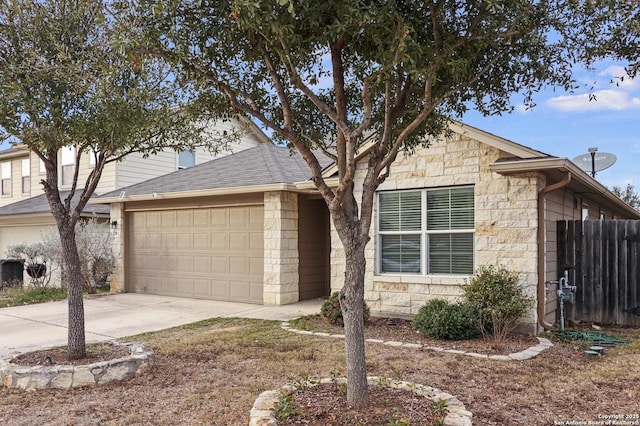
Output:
[10, 343, 131, 367]
[278, 383, 446, 425]
[275, 315, 540, 424]
[295, 315, 540, 355]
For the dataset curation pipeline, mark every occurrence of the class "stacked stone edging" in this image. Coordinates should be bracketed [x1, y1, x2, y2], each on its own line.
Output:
[281, 322, 553, 361]
[0, 341, 152, 391]
[249, 376, 473, 426]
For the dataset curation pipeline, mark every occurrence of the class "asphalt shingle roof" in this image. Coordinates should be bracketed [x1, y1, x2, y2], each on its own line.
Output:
[102, 143, 332, 198]
[0, 190, 109, 217]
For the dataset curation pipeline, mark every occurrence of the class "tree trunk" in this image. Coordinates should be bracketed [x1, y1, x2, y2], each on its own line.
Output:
[340, 239, 369, 409]
[60, 224, 86, 359]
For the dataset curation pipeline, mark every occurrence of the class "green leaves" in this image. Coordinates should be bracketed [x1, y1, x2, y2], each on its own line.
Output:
[463, 265, 533, 342]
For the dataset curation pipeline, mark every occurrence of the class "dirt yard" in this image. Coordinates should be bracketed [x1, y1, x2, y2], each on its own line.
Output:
[1, 317, 638, 425]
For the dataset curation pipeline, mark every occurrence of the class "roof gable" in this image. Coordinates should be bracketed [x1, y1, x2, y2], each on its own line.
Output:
[320, 120, 551, 178]
[99, 143, 332, 199]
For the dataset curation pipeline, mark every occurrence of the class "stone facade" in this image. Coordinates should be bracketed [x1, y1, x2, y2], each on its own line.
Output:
[330, 133, 541, 325]
[263, 191, 299, 304]
[109, 202, 125, 293]
[1, 341, 152, 391]
[249, 375, 474, 426]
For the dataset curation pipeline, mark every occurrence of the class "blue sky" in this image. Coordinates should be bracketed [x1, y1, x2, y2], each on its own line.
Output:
[3, 60, 636, 191]
[461, 62, 639, 190]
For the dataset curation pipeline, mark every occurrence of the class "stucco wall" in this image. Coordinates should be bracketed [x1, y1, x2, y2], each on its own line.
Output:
[329, 132, 541, 325]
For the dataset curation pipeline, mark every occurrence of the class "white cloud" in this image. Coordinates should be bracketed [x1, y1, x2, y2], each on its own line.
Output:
[546, 89, 640, 111]
[600, 65, 639, 90]
[515, 103, 533, 113]
[546, 62, 640, 112]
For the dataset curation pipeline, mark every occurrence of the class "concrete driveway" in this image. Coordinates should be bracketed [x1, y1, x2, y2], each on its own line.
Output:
[0, 293, 323, 357]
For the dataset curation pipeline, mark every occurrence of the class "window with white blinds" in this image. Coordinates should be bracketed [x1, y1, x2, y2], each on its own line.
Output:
[378, 187, 474, 275]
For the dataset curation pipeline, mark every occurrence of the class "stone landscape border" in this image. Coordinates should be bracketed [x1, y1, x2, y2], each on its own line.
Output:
[249, 376, 473, 426]
[281, 321, 554, 361]
[0, 341, 152, 391]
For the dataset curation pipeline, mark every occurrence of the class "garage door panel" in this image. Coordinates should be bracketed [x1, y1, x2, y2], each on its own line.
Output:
[132, 212, 145, 229]
[250, 232, 262, 251]
[194, 210, 209, 227]
[210, 210, 228, 227]
[194, 279, 211, 298]
[127, 206, 263, 303]
[146, 254, 163, 270]
[229, 232, 248, 251]
[210, 279, 229, 298]
[163, 255, 178, 272]
[250, 257, 263, 275]
[161, 211, 176, 227]
[176, 210, 193, 227]
[146, 212, 161, 228]
[177, 233, 193, 249]
[250, 281, 263, 302]
[194, 234, 210, 250]
[229, 208, 248, 226]
[211, 256, 228, 273]
[177, 256, 194, 272]
[176, 278, 194, 295]
[229, 280, 249, 300]
[162, 233, 177, 249]
[147, 233, 161, 249]
[211, 233, 229, 251]
[229, 257, 248, 274]
[130, 253, 145, 270]
[193, 256, 211, 273]
[134, 234, 147, 250]
[249, 206, 263, 226]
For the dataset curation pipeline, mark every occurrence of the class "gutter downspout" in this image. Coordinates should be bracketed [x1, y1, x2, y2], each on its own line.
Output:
[537, 172, 572, 331]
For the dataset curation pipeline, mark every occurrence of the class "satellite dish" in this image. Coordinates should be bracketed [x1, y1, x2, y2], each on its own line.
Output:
[572, 150, 616, 177]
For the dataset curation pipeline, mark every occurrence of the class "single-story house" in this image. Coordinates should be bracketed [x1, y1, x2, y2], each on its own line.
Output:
[93, 122, 640, 332]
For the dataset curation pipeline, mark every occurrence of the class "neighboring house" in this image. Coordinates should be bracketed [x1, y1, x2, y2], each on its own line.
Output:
[0, 116, 268, 278]
[93, 122, 640, 332]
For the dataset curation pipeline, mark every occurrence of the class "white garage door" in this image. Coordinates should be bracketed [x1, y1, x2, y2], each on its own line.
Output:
[127, 205, 263, 303]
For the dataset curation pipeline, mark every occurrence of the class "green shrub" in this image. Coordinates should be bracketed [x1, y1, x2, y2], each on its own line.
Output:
[412, 299, 480, 340]
[320, 292, 370, 326]
[463, 264, 533, 342]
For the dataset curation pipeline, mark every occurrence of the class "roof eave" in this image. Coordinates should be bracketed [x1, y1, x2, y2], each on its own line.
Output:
[294, 177, 339, 191]
[449, 121, 548, 158]
[0, 146, 30, 160]
[0, 210, 109, 220]
[490, 157, 640, 219]
[91, 183, 298, 204]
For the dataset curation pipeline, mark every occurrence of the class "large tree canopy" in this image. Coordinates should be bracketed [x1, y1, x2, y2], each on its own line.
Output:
[0, 0, 219, 359]
[120, 0, 636, 407]
[613, 183, 640, 210]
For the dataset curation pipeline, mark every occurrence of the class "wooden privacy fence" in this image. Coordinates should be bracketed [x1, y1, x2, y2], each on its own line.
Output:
[557, 220, 640, 327]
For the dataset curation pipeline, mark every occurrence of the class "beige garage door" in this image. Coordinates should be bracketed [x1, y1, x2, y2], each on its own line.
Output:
[127, 205, 263, 303]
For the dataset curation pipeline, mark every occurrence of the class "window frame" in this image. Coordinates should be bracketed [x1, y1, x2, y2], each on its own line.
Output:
[376, 186, 475, 276]
[177, 149, 196, 169]
[61, 146, 75, 186]
[1, 161, 11, 196]
[21, 158, 30, 194]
